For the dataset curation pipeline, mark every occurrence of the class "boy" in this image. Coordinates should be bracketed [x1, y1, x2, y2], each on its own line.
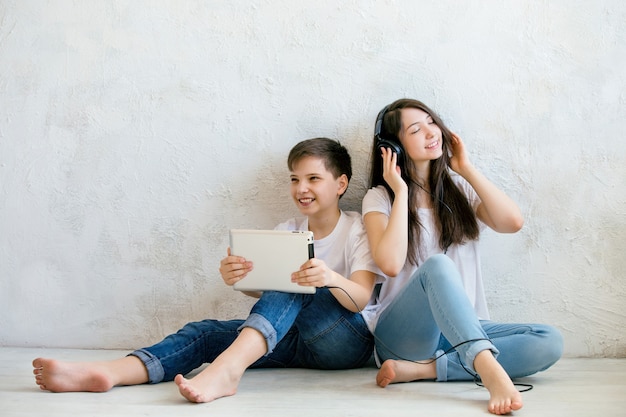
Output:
[33, 137, 380, 403]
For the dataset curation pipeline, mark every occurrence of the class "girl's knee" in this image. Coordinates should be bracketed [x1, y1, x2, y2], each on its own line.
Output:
[415, 254, 459, 285]
[537, 324, 564, 367]
[424, 253, 454, 268]
[420, 254, 456, 276]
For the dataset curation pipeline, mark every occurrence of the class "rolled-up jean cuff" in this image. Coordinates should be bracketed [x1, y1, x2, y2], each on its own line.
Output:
[435, 340, 499, 381]
[435, 349, 448, 382]
[464, 339, 499, 374]
[128, 349, 165, 384]
[238, 312, 277, 354]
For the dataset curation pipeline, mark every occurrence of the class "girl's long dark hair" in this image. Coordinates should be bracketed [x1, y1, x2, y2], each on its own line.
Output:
[368, 98, 479, 265]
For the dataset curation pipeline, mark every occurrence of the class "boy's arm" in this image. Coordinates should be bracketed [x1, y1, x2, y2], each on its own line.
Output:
[327, 269, 377, 312]
[325, 215, 379, 311]
[291, 261, 376, 312]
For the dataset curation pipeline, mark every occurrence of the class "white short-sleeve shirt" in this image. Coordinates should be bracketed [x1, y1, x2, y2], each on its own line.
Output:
[361, 174, 490, 331]
[274, 211, 383, 303]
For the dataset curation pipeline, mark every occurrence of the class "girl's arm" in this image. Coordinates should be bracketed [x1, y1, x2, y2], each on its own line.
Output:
[449, 133, 524, 233]
[363, 148, 410, 277]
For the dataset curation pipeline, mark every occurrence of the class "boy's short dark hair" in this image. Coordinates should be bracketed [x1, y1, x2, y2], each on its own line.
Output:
[287, 137, 352, 181]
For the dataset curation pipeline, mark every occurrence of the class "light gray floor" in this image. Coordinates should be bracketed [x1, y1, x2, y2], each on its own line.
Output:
[2, 347, 625, 417]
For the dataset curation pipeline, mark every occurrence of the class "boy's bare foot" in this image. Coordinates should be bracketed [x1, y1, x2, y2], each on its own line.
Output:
[32, 358, 114, 393]
[174, 362, 242, 403]
[376, 359, 437, 387]
[174, 326, 266, 403]
[474, 351, 524, 415]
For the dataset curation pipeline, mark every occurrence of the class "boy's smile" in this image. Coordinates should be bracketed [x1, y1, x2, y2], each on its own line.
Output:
[298, 197, 315, 207]
[289, 156, 348, 226]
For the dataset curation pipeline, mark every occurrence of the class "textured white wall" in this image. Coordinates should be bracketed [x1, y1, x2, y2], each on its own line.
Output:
[0, 0, 624, 357]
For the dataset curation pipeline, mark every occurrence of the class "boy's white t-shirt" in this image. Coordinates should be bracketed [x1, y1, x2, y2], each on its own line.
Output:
[274, 211, 383, 307]
[361, 174, 490, 332]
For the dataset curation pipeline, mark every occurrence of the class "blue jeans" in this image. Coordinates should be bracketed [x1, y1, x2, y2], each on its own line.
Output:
[374, 254, 563, 381]
[130, 288, 374, 383]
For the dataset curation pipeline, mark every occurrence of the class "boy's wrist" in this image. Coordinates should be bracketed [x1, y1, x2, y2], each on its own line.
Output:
[326, 270, 339, 287]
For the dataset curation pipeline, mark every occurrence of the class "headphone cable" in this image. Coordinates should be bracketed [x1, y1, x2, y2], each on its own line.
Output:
[324, 285, 533, 392]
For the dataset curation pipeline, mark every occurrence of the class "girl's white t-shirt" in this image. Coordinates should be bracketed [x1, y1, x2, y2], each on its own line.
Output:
[360, 174, 490, 332]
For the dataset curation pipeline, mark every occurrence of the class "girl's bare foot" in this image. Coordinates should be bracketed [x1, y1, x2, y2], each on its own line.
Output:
[174, 362, 242, 403]
[32, 358, 115, 392]
[376, 359, 437, 387]
[482, 373, 523, 415]
[474, 351, 524, 415]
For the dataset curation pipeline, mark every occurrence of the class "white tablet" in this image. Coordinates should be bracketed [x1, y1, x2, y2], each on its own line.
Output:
[229, 229, 316, 294]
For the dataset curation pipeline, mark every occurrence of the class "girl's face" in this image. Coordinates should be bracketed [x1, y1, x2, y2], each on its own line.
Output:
[398, 107, 443, 165]
[289, 156, 347, 218]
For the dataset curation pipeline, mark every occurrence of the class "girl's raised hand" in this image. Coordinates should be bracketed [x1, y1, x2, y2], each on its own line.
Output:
[219, 247, 253, 286]
[448, 132, 473, 175]
[381, 147, 408, 195]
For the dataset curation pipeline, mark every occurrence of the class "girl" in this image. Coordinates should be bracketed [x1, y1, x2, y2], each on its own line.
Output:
[361, 98, 562, 415]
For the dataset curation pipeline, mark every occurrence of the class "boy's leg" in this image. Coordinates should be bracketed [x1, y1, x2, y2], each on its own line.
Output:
[175, 326, 268, 403]
[132, 319, 244, 383]
[33, 318, 245, 392]
[240, 289, 373, 369]
[173, 291, 310, 403]
[33, 355, 148, 393]
[175, 288, 374, 403]
[286, 287, 374, 369]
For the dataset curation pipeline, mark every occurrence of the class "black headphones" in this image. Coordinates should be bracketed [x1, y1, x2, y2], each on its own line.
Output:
[374, 104, 403, 160]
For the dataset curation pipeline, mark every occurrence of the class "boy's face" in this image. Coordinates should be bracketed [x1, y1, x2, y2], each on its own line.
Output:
[289, 156, 348, 218]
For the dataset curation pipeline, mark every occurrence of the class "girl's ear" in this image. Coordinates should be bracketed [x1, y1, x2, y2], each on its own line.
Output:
[337, 174, 349, 196]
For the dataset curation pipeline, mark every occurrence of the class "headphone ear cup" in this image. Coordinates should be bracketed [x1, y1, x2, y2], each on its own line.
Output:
[374, 104, 404, 164]
[377, 139, 403, 161]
